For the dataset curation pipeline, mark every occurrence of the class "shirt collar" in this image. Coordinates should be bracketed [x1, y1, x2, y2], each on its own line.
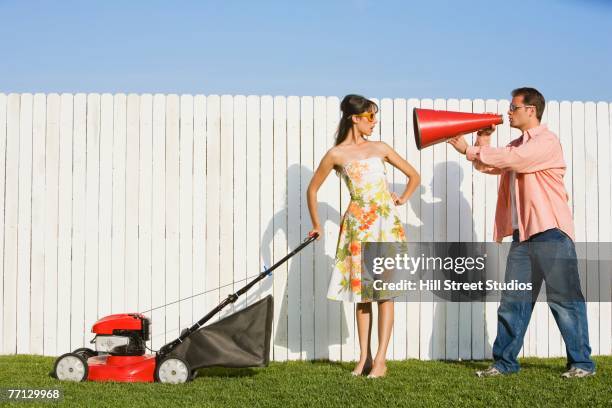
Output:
[522, 124, 547, 141]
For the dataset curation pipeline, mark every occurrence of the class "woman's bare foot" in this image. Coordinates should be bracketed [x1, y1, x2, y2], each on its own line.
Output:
[366, 360, 387, 378]
[351, 357, 373, 376]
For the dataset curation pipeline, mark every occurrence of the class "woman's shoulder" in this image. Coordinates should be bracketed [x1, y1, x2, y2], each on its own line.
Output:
[371, 140, 391, 148]
[325, 145, 342, 160]
[321, 146, 344, 169]
[323, 147, 344, 173]
[369, 140, 392, 155]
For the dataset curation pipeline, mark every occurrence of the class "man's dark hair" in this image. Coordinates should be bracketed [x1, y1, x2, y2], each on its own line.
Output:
[511, 87, 545, 122]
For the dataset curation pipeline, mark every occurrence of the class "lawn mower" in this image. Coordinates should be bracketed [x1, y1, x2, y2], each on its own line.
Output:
[52, 233, 318, 383]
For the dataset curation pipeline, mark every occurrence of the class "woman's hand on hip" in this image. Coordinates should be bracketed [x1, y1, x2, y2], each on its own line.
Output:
[391, 192, 407, 206]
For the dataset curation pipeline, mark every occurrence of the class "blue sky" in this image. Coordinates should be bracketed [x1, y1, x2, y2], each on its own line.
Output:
[1, 0, 611, 102]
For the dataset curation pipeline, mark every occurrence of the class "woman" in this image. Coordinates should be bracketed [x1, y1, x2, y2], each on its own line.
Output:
[307, 94, 420, 378]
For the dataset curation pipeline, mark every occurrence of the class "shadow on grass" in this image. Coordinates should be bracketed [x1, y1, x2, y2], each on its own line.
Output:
[439, 359, 567, 373]
[305, 359, 364, 375]
[195, 359, 351, 378]
[195, 367, 259, 378]
[305, 359, 347, 369]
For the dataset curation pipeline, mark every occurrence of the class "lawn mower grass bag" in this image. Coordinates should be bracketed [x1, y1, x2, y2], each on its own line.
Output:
[166, 295, 274, 369]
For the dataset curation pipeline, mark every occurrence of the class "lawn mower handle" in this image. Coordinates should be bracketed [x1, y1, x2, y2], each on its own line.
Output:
[158, 233, 318, 357]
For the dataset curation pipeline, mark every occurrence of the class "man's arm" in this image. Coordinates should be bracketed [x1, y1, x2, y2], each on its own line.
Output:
[448, 128, 503, 175]
[449, 127, 563, 174]
[470, 133, 503, 175]
[472, 159, 503, 175]
[466, 132, 561, 173]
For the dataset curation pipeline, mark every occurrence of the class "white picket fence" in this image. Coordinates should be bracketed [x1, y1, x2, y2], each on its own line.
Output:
[0, 93, 610, 361]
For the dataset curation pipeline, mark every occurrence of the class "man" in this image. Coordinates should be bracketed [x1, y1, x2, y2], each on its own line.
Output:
[448, 87, 595, 378]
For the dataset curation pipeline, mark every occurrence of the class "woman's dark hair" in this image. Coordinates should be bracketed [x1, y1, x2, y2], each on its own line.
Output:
[334, 94, 378, 146]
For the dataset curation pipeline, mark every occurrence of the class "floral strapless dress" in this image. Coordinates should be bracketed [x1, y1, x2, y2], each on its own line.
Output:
[327, 157, 407, 303]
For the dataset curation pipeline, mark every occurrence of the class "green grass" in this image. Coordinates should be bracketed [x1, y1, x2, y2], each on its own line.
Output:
[0, 355, 610, 407]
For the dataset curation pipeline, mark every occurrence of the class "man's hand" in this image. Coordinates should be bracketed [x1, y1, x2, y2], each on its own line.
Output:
[476, 124, 496, 146]
[448, 136, 469, 155]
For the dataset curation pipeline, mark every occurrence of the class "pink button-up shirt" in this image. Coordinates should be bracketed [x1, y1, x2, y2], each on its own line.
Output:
[465, 124, 575, 242]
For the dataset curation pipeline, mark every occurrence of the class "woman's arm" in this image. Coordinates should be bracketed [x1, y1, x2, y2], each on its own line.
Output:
[306, 150, 336, 239]
[380, 142, 421, 205]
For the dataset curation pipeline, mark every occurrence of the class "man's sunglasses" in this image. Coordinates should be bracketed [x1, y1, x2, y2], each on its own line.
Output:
[509, 104, 535, 112]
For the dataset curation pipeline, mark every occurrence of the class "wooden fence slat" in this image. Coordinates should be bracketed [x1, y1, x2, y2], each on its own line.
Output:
[192, 95, 206, 318]
[165, 94, 180, 339]
[233, 95, 247, 312]
[584, 101, 600, 355]
[558, 100, 573, 357]
[545, 101, 563, 357]
[179, 94, 194, 328]
[432, 98, 447, 360]
[286, 95, 301, 360]
[30, 93, 46, 354]
[312, 95, 328, 360]
[598, 102, 611, 355]
[419, 98, 434, 360]
[571, 101, 588, 360]
[98, 94, 114, 322]
[245, 95, 259, 305]
[459, 98, 479, 360]
[218, 95, 234, 319]
[56, 94, 73, 354]
[111, 94, 127, 315]
[0, 93, 5, 354]
[151, 94, 167, 348]
[84, 93, 100, 350]
[379, 97, 396, 360]
[272, 95, 289, 361]
[43, 94, 60, 356]
[0, 94, 6, 354]
[445, 98, 461, 361]
[70, 93, 86, 350]
[125, 94, 140, 313]
[138, 94, 153, 319]
[300, 96, 315, 360]
[405, 98, 421, 360]
[17, 94, 33, 354]
[482, 100, 504, 359]
[260, 95, 274, 355]
[534, 103, 550, 358]
[392, 97, 407, 361]
[325, 96, 342, 362]
[205, 95, 221, 323]
[473, 98, 491, 360]
[4, 94, 20, 354]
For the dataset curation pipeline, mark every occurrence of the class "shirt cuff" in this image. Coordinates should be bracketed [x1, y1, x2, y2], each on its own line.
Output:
[466, 146, 480, 161]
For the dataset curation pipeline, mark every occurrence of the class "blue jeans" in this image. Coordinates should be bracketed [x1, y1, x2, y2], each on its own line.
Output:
[492, 228, 595, 373]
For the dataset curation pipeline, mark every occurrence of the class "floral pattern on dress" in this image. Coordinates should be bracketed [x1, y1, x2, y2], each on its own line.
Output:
[327, 157, 407, 303]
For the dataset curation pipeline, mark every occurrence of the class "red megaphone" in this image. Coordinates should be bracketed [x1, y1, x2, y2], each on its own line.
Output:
[413, 108, 504, 150]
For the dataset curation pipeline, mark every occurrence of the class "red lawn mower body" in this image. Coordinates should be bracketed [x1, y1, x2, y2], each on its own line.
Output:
[87, 313, 155, 382]
[53, 312, 158, 383]
[87, 354, 156, 383]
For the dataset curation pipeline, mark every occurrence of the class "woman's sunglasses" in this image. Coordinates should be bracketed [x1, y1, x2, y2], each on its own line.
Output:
[354, 112, 376, 122]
